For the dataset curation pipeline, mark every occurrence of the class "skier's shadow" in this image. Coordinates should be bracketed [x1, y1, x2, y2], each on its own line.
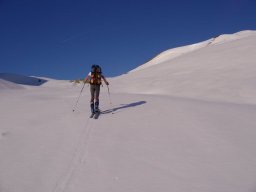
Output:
[101, 101, 146, 114]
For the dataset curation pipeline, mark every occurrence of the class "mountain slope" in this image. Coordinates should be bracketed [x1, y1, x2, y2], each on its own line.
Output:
[0, 73, 47, 86]
[111, 30, 256, 104]
[0, 79, 24, 90]
[130, 30, 256, 72]
[1, 30, 256, 192]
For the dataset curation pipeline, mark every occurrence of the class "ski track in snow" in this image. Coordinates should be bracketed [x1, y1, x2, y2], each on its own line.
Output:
[52, 116, 95, 192]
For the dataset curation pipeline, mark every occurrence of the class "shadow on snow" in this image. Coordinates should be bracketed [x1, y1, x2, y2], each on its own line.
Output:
[101, 101, 146, 114]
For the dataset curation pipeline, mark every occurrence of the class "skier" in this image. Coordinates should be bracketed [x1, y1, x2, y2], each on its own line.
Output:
[84, 65, 109, 116]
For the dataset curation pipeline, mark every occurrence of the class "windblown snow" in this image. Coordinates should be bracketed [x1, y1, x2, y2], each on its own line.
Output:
[1, 30, 256, 192]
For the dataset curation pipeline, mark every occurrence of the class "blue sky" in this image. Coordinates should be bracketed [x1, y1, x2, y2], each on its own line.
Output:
[0, 0, 255, 79]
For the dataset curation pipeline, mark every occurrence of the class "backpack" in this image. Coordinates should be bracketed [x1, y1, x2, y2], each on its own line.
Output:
[90, 65, 102, 85]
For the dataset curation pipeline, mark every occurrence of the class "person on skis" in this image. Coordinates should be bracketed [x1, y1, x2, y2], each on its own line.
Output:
[84, 64, 109, 114]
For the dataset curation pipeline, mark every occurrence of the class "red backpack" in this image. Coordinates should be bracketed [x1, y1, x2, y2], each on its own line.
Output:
[90, 65, 102, 85]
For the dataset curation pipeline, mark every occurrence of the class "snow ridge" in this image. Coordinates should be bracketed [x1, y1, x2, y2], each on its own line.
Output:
[112, 30, 256, 105]
[131, 30, 256, 73]
[0, 73, 47, 87]
[0, 79, 24, 90]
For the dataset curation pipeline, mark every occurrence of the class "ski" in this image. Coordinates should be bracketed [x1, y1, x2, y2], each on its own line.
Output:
[90, 113, 95, 118]
[94, 112, 100, 119]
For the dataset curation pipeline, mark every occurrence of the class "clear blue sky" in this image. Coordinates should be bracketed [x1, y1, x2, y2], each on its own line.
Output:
[0, 0, 255, 79]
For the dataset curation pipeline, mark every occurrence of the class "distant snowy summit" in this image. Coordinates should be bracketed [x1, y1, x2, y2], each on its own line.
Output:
[0, 73, 76, 90]
[131, 30, 256, 72]
[0, 73, 48, 89]
[0, 78, 24, 90]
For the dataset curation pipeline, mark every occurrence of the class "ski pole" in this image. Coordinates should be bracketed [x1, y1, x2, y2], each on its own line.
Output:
[72, 82, 86, 112]
[107, 85, 114, 114]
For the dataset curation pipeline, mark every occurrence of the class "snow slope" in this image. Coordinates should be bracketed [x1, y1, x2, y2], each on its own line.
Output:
[113, 30, 256, 104]
[131, 30, 256, 72]
[1, 30, 256, 192]
[0, 79, 24, 90]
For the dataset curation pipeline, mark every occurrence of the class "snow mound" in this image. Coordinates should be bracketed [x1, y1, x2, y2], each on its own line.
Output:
[0, 73, 47, 86]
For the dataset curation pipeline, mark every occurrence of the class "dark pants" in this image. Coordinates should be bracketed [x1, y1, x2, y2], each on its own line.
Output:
[90, 84, 100, 102]
[90, 84, 100, 112]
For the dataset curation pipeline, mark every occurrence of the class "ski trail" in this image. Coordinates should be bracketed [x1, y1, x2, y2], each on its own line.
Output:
[80, 119, 95, 164]
[52, 116, 94, 192]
